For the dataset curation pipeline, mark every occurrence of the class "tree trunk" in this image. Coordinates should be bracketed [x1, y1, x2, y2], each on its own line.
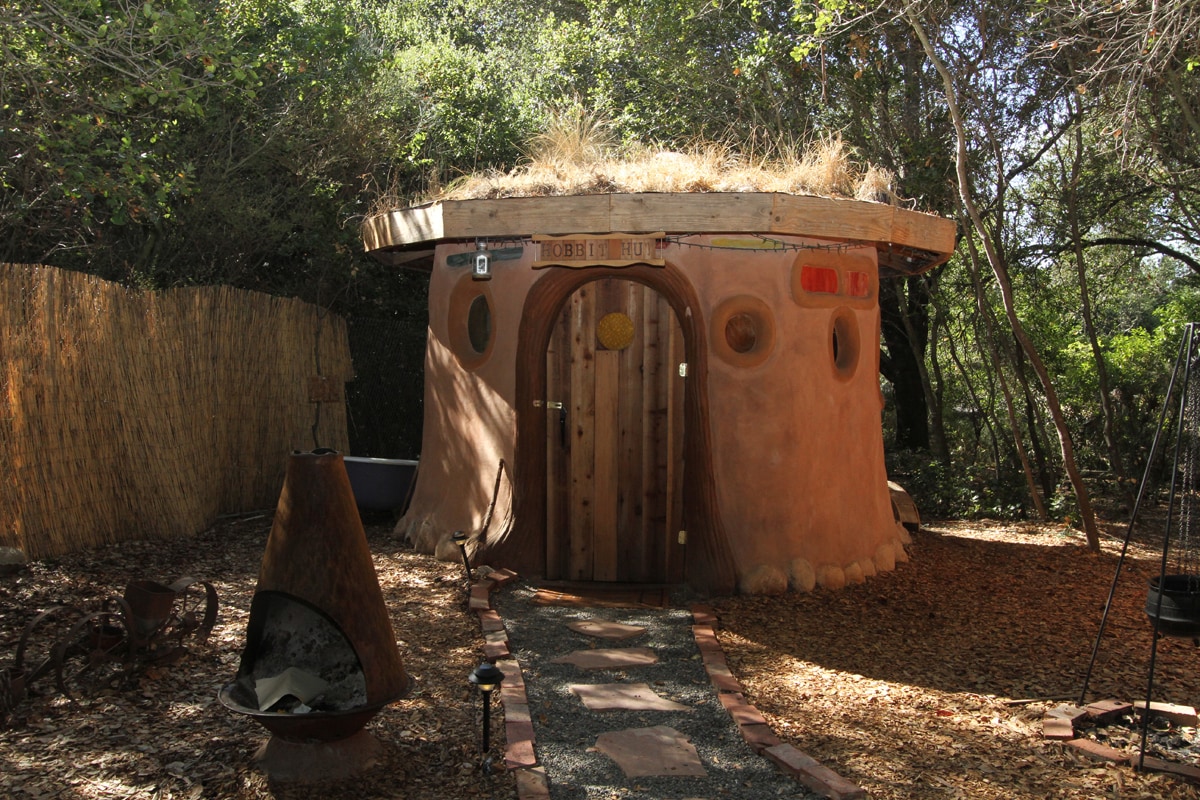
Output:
[891, 278, 950, 463]
[1010, 343, 1058, 501]
[962, 219, 1049, 519]
[879, 280, 932, 451]
[1067, 95, 1130, 495]
[908, 10, 1099, 549]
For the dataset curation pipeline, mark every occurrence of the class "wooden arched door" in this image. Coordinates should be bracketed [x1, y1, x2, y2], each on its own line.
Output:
[544, 278, 685, 583]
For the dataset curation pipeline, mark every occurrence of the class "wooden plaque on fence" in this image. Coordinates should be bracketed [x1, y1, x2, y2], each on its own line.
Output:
[308, 376, 343, 403]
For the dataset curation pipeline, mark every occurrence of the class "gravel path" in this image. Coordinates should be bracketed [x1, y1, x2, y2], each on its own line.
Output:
[493, 585, 820, 800]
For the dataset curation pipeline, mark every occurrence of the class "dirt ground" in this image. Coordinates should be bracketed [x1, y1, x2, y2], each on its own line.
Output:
[714, 518, 1200, 799]
[3, 514, 1200, 799]
[0, 514, 517, 800]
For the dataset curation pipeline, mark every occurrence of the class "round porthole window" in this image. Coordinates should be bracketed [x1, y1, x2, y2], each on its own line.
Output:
[711, 295, 775, 368]
[830, 307, 860, 380]
[448, 273, 496, 370]
[725, 312, 758, 354]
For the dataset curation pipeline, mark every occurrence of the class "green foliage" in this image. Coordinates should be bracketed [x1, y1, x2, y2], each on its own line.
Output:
[3, 0, 1199, 505]
[885, 449, 1031, 520]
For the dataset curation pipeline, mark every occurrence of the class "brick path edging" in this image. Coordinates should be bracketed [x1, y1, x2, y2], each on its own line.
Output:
[690, 603, 868, 800]
[468, 579, 866, 800]
[469, 572, 551, 800]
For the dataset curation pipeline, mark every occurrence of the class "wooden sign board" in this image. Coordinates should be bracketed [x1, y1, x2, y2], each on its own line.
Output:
[532, 232, 666, 269]
[308, 376, 343, 403]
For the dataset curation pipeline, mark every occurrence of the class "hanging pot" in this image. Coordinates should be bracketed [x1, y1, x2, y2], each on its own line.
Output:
[1145, 574, 1200, 637]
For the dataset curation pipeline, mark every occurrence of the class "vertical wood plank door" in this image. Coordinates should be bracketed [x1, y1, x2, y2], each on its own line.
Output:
[545, 278, 684, 583]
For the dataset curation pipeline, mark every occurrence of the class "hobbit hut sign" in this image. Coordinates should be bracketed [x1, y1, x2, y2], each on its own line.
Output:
[532, 233, 665, 269]
[362, 192, 956, 595]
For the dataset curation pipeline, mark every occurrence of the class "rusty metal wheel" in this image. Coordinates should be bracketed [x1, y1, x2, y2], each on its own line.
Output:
[52, 610, 131, 698]
[167, 577, 218, 645]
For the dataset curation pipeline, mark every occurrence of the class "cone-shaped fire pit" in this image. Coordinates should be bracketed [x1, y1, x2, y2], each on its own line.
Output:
[220, 449, 409, 779]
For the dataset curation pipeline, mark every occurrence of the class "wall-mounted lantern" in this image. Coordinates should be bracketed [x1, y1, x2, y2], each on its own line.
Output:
[472, 241, 491, 281]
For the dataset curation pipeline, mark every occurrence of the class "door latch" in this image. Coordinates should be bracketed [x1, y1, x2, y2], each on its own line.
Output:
[535, 401, 568, 447]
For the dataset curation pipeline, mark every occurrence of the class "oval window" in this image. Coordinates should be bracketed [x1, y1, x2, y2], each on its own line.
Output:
[830, 307, 860, 380]
[447, 273, 496, 370]
[468, 294, 491, 354]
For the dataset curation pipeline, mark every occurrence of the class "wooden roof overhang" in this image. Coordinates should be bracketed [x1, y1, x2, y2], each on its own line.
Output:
[362, 192, 957, 278]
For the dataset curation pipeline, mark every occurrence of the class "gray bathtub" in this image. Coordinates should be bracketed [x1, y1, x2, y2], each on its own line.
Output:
[342, 456, 418, 512]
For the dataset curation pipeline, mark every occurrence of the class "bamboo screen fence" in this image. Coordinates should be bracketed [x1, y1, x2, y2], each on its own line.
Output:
[1, 264, 353, 560]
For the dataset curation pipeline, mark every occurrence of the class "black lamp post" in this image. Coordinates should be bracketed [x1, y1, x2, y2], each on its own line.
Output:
[469, 661, 504, 773]
[451, 530, 472, 588]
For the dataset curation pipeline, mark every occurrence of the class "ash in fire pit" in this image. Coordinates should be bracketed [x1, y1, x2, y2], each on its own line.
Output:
[227, 591, 367, 713]
[220, 449, 409, 779]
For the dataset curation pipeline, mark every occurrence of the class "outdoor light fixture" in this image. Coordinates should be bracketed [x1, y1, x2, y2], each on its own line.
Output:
[469, 661, 505, 774]
[472, 241, 491, 281]
[451, 530, 472, 587]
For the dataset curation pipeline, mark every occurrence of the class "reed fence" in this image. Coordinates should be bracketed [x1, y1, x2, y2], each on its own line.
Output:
[1, 264, 352, 559]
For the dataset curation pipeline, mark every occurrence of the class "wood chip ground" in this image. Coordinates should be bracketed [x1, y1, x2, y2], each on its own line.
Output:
[3, 515, 1199, 798]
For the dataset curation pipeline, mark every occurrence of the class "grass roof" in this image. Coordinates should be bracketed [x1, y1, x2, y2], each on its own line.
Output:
[410, 113, 900, 207]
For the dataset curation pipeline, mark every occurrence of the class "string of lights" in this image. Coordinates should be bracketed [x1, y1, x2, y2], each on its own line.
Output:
[657, 234, 868, 254]
[464, 235, 869, 254]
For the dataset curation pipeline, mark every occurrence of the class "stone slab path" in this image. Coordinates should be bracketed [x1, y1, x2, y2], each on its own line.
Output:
[570, 682, 691, 712]
[566, 620, 648, 640]
[549, 647, 659, 670]
[468, 572, 867, 800]
[593, 726, 708, 778]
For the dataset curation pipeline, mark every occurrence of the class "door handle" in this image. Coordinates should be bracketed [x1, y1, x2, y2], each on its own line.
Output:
[536, 401, 568, 448]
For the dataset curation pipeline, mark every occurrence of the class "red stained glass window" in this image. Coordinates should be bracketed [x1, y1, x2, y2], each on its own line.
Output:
[800, 265, 839, 294]
[847, 271, 870, 297]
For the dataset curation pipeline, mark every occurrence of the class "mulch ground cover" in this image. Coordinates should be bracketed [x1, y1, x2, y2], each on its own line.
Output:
[0, 514, 517, 800]
[713, 518, 1200, 799]
[4, 512, 1200, 798]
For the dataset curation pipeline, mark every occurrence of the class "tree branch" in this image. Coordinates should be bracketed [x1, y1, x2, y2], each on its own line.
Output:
[1021, 236, 1200, 274]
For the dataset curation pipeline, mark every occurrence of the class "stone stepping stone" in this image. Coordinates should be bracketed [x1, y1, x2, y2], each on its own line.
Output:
[592, 725, 707, 778]
[567, 619, 646, 640]
[570, 683, 690, 712]
[550, 647, 658, 670]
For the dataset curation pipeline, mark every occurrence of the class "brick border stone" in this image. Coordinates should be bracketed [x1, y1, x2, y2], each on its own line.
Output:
[689, 603, 866, 800]
[468, 575, 548, 800]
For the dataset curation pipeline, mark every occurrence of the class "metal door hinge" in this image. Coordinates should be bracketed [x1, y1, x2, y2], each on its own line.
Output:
[678, 362, 688, 378]
[677, 530, 687, 545]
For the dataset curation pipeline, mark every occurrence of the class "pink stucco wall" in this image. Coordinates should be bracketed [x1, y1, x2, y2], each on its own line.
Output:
[397, 235, 909, 592]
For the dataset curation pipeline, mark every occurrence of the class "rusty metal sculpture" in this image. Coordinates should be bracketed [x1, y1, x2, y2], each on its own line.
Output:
[1, 576, 217, 720]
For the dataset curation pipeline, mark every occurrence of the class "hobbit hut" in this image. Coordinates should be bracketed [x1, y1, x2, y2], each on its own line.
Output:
[362, 192, 956, 595]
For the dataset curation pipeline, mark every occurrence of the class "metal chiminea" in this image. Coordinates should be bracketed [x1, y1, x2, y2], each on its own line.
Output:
[219, 449, 409, 780]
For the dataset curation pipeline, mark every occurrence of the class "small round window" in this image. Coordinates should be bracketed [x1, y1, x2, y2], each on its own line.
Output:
[468, 294, 492, 354]
[711, 295, 775, 368]
[725, 313, 758, 354]
[597, 312, 635, 351]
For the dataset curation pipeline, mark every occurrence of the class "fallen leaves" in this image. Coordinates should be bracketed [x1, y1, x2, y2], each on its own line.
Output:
[0, 514, 516, 800]
[714, 518, 1200, 799]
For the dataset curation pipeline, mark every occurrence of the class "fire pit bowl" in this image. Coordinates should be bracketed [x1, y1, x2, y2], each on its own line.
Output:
[1145, 574, 1200, 638]
[218, 683, 394, 743]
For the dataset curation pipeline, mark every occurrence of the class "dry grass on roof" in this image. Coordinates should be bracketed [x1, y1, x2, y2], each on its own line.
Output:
[427, 113, 899, 205]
